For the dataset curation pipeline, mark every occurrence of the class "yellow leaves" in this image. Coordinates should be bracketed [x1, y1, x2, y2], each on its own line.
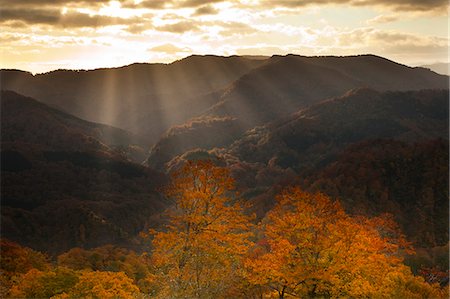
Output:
[4, 171, 446, 299]
[8, 267, 79, 299]
[9, 268, 46, 298]
[0, 239, 50, 279]
[149, 160, 254, 298]
[246, 187, 445, 298]
[64, 271, 139, 299]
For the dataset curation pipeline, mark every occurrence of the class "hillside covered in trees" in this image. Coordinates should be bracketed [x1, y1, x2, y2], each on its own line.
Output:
[1, 54, 449, 298]
[1, 161, 448, 298]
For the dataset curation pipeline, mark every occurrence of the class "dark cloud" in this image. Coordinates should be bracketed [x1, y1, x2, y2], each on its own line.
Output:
[1, 0, 445, 12]
[193, 5, 219, 15]
[61, 13, 138, 28]
[179, 0, 224, 8]
[0, 8, 141, 28]
[123, 0, 167, 9]
[126, 0, 226, 9]
[355, 0, 447, 11]
[156, 21, 199, 33]
[0, 0, 109, 8]
[261, 0, 447, 11]
[0, 8, 60, 24]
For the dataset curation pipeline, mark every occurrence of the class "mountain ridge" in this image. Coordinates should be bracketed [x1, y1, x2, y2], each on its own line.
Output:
[1, 55, 448, 257]
[1, 90, 147, 161]
[146, 53, 448, 169]
[1, 90, 167, 254]
[1, 55, 267, 143]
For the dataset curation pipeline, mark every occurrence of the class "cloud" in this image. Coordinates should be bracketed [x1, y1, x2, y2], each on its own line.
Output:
[0, 8, 60, 25]
[0, 0, 109, 9]
[123, 0, 167, 9]
[366, 14, 400, 24]
[156, 20, 199, 33]
[0, 8, 142, 28]
[126, 0, 227, 9]
[309, 27, 450, 62]
[369, 31, 449, 52]
[179, 0, 225, 8]
[2, 0, 446, 14]
[125, 23, 150, 34]
[0, 33, 25, 44]
[193, 5, 219, 15]
[217, 22, 257, 37]
[235, 45, 288, 55]
[259, 0, 448, 12]
[149, 43, 191, 53]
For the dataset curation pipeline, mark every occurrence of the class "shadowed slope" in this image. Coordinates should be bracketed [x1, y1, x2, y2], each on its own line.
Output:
[228, 88, 449, 168]
[147, 55, 448, 170]
[1, 91, 167, 254]
[206, 54, 448, 126]
[1, 90, 140, 152]
[1, 56, 266, 143]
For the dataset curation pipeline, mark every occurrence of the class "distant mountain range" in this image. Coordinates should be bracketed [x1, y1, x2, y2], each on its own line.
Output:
[146, 55, 448, 169]
[421, 63, 449, 75]
[1, 54, 447, 147]
[1, 54, 448, 254]
[1, 55, 265, 144]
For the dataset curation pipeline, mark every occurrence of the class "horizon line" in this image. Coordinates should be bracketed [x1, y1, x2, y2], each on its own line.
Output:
[1, 53, 447, 75]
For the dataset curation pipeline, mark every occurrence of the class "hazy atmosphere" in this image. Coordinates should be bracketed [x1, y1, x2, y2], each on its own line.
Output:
[0, 0, 448, 73]
[1, 1, 449, 298]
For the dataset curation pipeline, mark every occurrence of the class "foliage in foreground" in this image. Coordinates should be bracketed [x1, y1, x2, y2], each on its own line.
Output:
[1, 161, 448, 298]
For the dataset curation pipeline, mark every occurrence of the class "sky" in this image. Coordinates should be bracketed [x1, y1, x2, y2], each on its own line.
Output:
[0, 0, 448, 73]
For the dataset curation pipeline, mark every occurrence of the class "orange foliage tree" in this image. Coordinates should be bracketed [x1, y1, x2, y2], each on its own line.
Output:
[149, 160, 254, 298]
[8, 267, 78, 299]
[245, 187, 447, 298]
[0, 239, 50, 297]
[57, 245, 152, 289]
[54, 270, 139, 299]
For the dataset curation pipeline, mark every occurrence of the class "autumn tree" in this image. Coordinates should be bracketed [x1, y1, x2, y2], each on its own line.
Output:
[8, 267, 78, 299]
[55, 270, 140, 299]
[149, 160, 253, 298]
[57, 245, 152, 287]
[0, 239, 50, 297]
[245, 187, 446, 298]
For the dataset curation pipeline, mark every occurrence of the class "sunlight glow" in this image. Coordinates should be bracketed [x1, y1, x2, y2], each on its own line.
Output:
[0, 0, 447, 73]
[99, 1, 122, 16]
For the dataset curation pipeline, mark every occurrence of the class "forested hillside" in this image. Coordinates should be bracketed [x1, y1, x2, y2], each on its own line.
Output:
[1, 54, 448, 298]
[1, 162, 448, 298]
[1, 91, 167, 254]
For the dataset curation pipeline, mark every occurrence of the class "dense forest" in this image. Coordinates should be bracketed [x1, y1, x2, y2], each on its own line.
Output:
[1, 55, 449, 298]
[1, 161, 448, 298]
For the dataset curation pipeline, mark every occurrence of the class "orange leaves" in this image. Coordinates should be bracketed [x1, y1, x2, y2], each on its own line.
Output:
[246, 187, 445, 298]
[0, 239, 50, 278]
[3, 168, 446, 298]
[8, 267, 79, 299]
[2, 241, 146, 298]
[149, 160, 254, 298]
[0, 239, 51, 298]
[64, 271, 139, 299]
